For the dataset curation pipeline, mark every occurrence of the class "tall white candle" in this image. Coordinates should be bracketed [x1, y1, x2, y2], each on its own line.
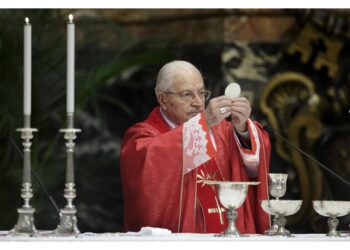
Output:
[67, 14, 75, 114]
[24, 17, 31, 116]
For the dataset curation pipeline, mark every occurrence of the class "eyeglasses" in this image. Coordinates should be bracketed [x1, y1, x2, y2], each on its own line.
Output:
[164, 89, 211, 103]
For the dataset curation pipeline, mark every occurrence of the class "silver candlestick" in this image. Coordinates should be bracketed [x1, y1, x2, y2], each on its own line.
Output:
[10, 115, 37, 236]
[54, 113, 81, 235]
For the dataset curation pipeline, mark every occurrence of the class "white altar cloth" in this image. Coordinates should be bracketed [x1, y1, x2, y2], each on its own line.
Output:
[0, 231, 349, 241]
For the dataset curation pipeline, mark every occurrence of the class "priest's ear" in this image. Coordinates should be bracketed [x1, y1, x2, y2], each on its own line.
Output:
[156, 92, 168, 111]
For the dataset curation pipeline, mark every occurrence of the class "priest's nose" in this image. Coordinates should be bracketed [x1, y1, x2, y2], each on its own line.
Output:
[191, 93, 203, 106]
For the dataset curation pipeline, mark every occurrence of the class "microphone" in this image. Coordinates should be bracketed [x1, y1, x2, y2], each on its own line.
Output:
[10, 137, 60, 222]
[263, 124, 350, 187]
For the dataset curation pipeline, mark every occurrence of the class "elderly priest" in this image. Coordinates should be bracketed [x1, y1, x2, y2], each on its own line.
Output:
[120, 60, 271, 234]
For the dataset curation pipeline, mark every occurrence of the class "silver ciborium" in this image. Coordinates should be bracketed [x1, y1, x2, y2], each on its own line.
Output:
[205, 181, 259, 237]
[260, 199, 302, 236]
[264, 173, 288, 235]
[313, 200, 350, 237]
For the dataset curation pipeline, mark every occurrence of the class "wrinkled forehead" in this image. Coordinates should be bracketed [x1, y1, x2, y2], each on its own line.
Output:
[171, 69, 204, 92]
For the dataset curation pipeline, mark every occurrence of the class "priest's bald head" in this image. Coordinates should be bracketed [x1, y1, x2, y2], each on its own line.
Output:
[155, 60, 210, 125]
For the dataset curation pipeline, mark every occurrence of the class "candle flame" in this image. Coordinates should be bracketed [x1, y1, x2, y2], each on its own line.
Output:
[68, 14, 74, 22]
[25, 17, 30, 24]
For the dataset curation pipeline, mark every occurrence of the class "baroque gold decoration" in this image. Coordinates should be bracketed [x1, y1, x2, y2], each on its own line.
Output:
[287, 24, 343, 79]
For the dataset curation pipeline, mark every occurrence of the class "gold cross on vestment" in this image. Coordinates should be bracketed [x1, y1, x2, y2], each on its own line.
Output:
[197, 169, 216, 187]
[207, 197, 225, 225]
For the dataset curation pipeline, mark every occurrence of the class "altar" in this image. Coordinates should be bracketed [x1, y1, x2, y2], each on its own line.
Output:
[0, 231, 349, 242]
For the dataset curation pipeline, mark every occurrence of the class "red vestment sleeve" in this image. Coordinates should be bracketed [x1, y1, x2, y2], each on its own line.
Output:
[120, 110, 197, 232]
[230, 121, 271, 233]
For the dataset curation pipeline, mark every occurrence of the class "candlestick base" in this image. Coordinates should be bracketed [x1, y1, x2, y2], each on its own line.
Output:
[54, 208, 79, 236]
[10, 183, 37, 236]
[54, 183, 79, 236]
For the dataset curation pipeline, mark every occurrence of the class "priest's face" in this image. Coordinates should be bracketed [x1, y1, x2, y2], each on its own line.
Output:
[158, 69, 206, 125]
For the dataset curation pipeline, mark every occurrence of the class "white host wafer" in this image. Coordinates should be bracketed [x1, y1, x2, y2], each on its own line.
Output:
[224, 83, 241, 98]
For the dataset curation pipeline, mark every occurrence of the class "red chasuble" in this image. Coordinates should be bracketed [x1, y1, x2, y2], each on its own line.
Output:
[120, 107, 271, 233]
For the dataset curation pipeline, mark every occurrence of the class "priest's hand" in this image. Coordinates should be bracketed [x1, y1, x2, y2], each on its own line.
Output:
[204, 96, 234, 128]
[230, 97, 251, 133]
[204, 96, 251, 130]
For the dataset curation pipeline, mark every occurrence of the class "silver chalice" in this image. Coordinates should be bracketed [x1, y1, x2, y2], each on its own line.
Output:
[264, 173, 288, 235]
[204, 181, 260, 237]
[313, 200, 350, 237]
[268, 173, 288, 200]
[260, 199, 302, 236]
